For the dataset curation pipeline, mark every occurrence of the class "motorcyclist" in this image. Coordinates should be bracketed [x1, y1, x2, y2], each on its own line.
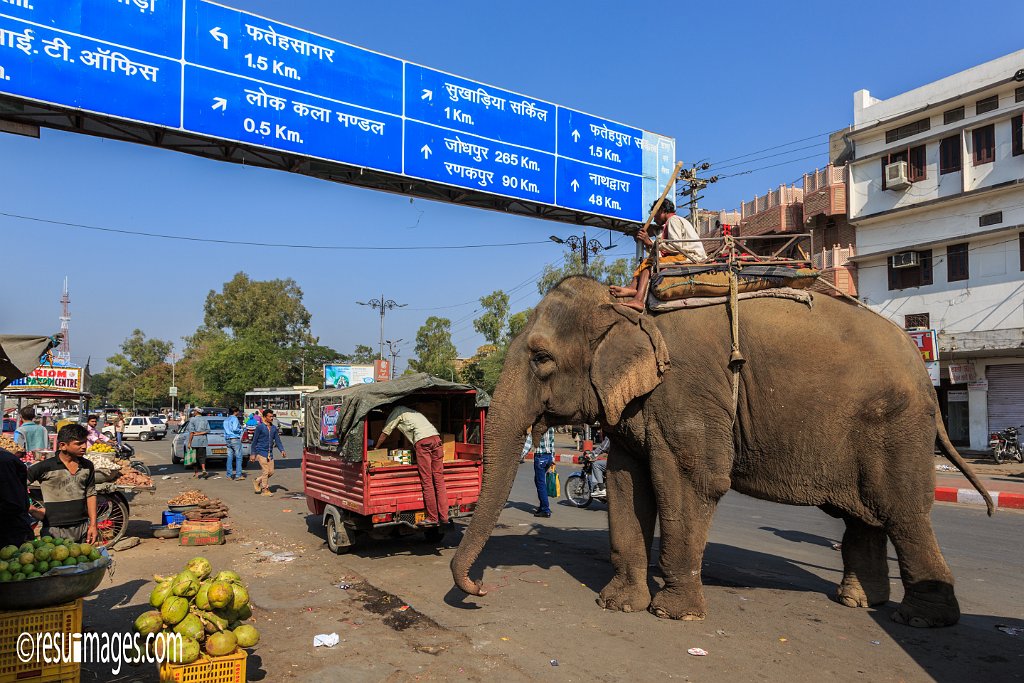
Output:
[588, 435, 610, 493]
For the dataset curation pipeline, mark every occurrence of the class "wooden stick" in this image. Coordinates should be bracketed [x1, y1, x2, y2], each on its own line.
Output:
[636, 161, 684, 263]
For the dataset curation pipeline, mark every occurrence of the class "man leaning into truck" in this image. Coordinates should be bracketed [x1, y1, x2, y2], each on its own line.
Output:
[376, 405, 448, 527]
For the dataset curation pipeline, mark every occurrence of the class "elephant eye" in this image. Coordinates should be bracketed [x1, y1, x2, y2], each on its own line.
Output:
[531, 351, 553, 365]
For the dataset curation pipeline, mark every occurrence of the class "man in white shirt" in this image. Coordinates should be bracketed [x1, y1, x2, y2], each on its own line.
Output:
[376, 406, 448, 526]
[610, 199, 706, 311]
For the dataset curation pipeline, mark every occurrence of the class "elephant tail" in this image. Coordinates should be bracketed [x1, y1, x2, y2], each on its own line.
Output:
[935, 410, 994, 516]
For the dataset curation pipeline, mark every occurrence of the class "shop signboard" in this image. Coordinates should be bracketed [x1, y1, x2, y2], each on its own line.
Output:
[5, 365, 83, 394]
[323, 364, 375, 389]
[948, 363, 976, 384]
[907, 330, 938, 362]
[373, 359, 390, 382]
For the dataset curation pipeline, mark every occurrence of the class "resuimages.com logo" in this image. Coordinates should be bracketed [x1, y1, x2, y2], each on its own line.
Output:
[17, 630, 183, 675]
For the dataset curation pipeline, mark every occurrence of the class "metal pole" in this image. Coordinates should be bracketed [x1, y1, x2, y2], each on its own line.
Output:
[171, 353, 176, 416]
[582, 228, 588, 269]
[378, 292, 386, 360]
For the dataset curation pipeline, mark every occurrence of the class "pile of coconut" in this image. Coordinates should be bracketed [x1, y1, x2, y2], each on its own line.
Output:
[134, 556, 260, 665]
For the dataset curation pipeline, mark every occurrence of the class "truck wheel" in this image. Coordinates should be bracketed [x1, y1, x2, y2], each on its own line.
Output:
[325, 515, 353, 554]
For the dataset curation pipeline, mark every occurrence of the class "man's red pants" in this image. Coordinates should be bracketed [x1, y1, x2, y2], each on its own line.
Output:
[415, 435, 449, 523]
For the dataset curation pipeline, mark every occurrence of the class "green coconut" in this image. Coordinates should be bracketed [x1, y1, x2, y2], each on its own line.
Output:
[235, 603, 252, 621]
[161, 635, 201, 665]
[195, 581, 212, 611]
[197, 610, 229, 634]
[213, 570, 242, 584]
[233, 624, 260, 648]
[207, 581, 233, 610]
[173, 614, 206, 642]
[149, 580, 174, 608]
[230, 583, 249, 611]
[185, 557, 212, 581]
[205, 631, 237, 657]
[172, 577, 199, 598]
[134, 610, 164, 636]
[160, 596, 189, 626]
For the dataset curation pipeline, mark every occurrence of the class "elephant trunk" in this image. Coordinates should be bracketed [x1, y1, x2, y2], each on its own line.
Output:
[451, 354, 536, 596]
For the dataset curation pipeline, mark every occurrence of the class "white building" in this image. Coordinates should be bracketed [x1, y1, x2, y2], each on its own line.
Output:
[844, 50, 1024, 450]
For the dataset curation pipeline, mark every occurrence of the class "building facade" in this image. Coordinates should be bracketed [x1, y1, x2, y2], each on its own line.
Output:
[844, 50, 1024, 449]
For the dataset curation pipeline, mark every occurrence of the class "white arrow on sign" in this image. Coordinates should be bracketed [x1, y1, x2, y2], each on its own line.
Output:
[210, 26, 228, 49]
[572, 129, 580, 142]
[421, 89, 433, 101]
[212, 97, 227, 111]
[420, 144, 432, 159]
[571, 179, 580, 191]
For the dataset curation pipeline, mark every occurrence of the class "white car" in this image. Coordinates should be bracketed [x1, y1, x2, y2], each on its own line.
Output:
[103, 416, 168, 441]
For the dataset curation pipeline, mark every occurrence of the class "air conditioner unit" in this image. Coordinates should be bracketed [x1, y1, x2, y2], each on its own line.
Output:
[885, 160, 911, 190]
[890, 251, 920, 269]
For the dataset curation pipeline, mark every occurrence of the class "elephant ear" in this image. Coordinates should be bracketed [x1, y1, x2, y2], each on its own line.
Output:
[590, 304, 670, 426]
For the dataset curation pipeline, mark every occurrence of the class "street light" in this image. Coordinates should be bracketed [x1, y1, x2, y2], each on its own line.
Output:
[549, 229, 614, 268]
[356, 295, 407, 360]
[384, 339, 403, 379]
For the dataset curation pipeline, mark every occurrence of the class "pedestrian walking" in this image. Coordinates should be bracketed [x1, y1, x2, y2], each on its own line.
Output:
[250, 409, 286, 496]
[113, 411, 125, 451]
[185, 408, 210, 479]
[375, 404, 449, 527]
[522, 427, 556, 517]
[223, 406, 244, 481]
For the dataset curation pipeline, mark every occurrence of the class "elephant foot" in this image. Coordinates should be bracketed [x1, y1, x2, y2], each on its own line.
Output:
[836, 576, 889, 608]
[891, 581, 960, 628]
[597, 576, 651, 613]
[648, 586, 706, 621]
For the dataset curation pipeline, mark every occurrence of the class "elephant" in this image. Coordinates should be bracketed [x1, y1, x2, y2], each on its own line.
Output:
[451, 275, 993, 628]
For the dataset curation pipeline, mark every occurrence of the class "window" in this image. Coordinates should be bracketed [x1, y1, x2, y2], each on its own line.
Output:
[979, 211, 1003, 227]
[972, 124, 995, 165]
[1017, 86, 1024, 103]
[940, 135, 962, 174]
[880, 144, 926, 187]
[886, 117, 931, 144]
[947, 243, 969, 282]
[131, 418, 143, 426]
[887, 250, 933, 290]
[1013, 114, 1023, 157]
[904, 313, 930, 329]
[976, 95, 999, 115]
[943, 106, 964, 125]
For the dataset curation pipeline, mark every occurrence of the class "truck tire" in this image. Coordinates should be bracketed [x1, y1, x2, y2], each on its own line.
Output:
[325, 513, 353, 554]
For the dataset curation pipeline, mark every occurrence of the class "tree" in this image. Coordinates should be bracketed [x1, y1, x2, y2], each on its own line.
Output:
[193, 331, 289, 404]
[472, 290, 510, 346]
[537, 251, 635, 295]
[201, 272, 315, 346]
[460, 307, 532, 394]
[346, 344, 378, 364]
[106, 329, 172, 377]
[508, 309, 532, 341]
[408, 316, 457, 379]
[285, 342, 343, 386]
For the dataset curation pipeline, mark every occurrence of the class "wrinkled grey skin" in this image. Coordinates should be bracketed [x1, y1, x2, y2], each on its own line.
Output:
[451, 276, 992, 627]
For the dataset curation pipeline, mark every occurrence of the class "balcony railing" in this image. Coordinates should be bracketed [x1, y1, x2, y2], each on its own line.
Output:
[802, 164, 846, 194]
[740, 184, 803, 220]
[812, 245, 855, 270]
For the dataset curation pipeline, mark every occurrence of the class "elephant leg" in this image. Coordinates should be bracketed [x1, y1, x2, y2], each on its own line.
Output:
[648, 470, 719, 621]
[597, 452, 656, 613]
[885, 513, 960, 627]
[836, 516, 890, 608]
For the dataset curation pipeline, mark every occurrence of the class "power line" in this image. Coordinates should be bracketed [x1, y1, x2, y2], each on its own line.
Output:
[0, 211, 551, 251]
[711, 141, 829, 172]
[717, 152, 828, 180]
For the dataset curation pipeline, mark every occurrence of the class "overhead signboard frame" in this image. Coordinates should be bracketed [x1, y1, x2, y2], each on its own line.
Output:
[0, 0, 677, 229]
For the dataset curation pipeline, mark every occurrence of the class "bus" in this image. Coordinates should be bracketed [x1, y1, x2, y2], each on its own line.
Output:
[243, 386, 318, 435]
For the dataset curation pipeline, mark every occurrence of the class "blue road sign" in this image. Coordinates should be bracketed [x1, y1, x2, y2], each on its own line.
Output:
[0, 0, 675, 223]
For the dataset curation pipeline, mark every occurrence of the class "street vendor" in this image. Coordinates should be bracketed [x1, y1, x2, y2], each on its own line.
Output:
[14, 406, 48, 452]
[0, 447, 40, 547]
[85, 414, 110, 447]
[375, 405, 448, 527]
[609, 199, 706, 311]
[26, 423, 98, 544]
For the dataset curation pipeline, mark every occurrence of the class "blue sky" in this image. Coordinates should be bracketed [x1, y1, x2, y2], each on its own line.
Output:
[2, 0, 1021, 372]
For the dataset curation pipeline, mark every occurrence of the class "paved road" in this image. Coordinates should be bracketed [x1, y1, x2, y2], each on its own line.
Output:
[120, 434, 1023, 682]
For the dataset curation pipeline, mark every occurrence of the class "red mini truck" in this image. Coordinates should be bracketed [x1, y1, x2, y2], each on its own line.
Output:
[302, 374, 486, 552]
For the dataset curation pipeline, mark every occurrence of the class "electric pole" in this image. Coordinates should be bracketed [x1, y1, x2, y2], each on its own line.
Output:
[385, 339, 403, 379]
[678, 163, 719, 233]
[356, 295, 407, 360]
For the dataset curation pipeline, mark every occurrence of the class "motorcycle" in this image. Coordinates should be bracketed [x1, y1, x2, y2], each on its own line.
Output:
[563, 451, 608, 508]
[989, 426, 1024, 464]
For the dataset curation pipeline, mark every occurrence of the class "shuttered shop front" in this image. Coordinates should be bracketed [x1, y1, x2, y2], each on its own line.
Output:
[986, 363, 1024, 432]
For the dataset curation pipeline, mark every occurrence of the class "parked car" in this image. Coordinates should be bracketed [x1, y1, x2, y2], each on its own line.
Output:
[171, 417, 252, 465]
[103, 416, 167, 441]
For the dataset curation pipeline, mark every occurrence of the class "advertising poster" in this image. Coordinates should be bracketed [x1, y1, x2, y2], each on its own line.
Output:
[5, 365, 83, 394]
[324, 364, 376, 389]
[320, 404, 342, 445]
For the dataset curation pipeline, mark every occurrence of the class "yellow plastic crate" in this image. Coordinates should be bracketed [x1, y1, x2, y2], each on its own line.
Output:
[0, 599, 82, 683]
[159, 648, 246, 683]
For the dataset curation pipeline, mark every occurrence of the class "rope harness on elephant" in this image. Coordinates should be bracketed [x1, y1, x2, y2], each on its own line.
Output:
[725, 238, 745, 434]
